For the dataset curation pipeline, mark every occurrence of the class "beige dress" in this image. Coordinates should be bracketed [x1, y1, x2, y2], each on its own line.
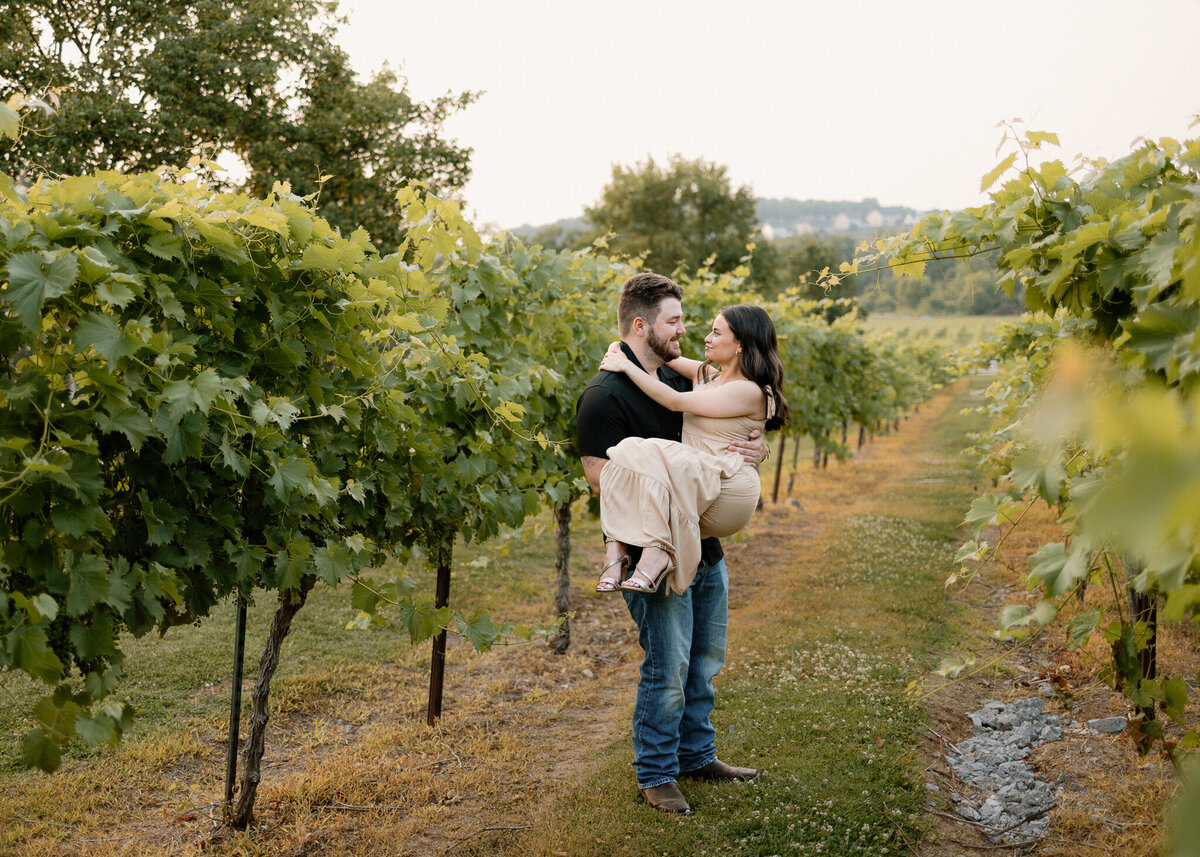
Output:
[599, 387, 766, 595]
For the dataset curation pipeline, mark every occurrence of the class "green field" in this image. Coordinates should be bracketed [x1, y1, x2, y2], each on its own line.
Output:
[862, 314, 1021, 346]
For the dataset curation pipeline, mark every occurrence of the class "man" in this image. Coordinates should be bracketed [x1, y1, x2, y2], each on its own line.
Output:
[576, 271, 764, 815]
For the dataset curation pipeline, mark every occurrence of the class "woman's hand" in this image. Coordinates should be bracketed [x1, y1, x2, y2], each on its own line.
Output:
[599, 341, 632, 374]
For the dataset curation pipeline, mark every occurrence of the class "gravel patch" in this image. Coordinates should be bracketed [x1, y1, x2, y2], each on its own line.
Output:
[939, 697, 1064, 844]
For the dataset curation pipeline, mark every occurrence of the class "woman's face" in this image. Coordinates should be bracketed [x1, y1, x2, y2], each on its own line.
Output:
[703, 314, 741, 365]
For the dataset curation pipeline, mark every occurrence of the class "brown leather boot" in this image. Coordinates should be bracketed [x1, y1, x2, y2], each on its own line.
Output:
[639, 782, 691, 814]
[680, 759, 760, 780]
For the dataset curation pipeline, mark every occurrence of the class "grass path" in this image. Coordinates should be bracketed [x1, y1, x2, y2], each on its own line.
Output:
[0, 379, 988, 855]
[485, 378, 985, 857]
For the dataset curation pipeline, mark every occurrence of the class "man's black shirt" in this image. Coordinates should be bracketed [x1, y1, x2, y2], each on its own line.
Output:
[575, 342, 723, 567]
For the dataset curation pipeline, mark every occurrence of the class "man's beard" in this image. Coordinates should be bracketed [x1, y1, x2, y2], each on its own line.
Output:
[646, 327, 681, 362]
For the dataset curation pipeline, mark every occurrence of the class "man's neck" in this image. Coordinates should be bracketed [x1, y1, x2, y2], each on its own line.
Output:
[623, 338, 664, 373]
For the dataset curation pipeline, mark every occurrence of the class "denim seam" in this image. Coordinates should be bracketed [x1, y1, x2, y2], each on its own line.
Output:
[638, 775, 677, 790]
[679, 754, 718, 776]
[631, 625, 652, 780]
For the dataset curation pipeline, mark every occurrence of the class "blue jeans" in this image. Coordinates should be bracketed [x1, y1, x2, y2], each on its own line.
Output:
[623, 556, 728, 789]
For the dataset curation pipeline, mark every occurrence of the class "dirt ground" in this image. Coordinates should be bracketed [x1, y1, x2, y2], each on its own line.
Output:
[7, 381, 1186, 856]
[912, 492, 1188, 857]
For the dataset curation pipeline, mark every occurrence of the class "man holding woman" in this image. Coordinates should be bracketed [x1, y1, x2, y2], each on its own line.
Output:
[575, 272, 771, 815]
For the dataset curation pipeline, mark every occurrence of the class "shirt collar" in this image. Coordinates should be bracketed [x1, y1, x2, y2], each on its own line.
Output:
[620, 340, 658, 375]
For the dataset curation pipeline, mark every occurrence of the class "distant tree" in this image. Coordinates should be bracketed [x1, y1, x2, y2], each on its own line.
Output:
[0, 0, 476, 249]
[527, 221, 589, 251]
[756, 196, 917, 234]
[756, 234, 860, 301]
[856, 253, 1024, 315]
[583, 155, 758, 276]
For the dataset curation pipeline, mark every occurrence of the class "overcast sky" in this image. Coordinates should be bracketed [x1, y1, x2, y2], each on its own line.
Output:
[335, 0, 1200, 230]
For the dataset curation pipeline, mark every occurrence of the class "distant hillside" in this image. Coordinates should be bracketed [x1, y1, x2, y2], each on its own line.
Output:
[755, 197, 924, 238]
[508, 198, 928, 242]
[508, 216, 587, 242]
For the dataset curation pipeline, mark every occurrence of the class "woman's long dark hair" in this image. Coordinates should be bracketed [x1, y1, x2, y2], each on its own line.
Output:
[700, 304, 790, 431]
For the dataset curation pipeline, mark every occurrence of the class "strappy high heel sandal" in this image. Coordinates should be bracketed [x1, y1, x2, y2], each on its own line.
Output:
[595, 538, 629, 593]
[619, 561, 676, 594]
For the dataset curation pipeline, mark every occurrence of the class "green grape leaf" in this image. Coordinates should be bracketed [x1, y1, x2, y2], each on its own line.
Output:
[30, 594, 58, 622]
[268, 456, 311, 498]
[1009, 450, 1066, 505]
[74, 712, 118, 747]
[74, 312, 131, 365]
[1164, 584, 1200, 621]
[351, 578, 381, 614]
[999, 599, 1057, 630]
[963, 494, 1003, 535]
[313, 542, 353, 585]
[69, 615, 115, 659]
[34, 694, 80, 741]
[6, 250, 80, 330]
[144, 231, 184, 261]
[162, 369, 223, 424]
[1165, 760, 1200, 857]
[66, 553, 110, 615]
[76, 245, 118, 284]
[1027, 542, 1071, 594]
[980, 153, 1017, 192]
[456, 609, 501, 652]
[96, 274, 139, 307]
[95, 408, 154, 449]
[22, 728, 62, 772]
[1066, 607, 1103, 648]
[1163, 678, 1189, 724]
[238, 206, 290, 237]
[1025, 130, 1060, 149]
[396, 598, 442, 645]
[0, 102, 19, 139]
[11, 626, 64, 682]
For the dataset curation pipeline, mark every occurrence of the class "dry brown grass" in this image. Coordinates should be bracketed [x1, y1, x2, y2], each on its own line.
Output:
[0, 594, 643, 856]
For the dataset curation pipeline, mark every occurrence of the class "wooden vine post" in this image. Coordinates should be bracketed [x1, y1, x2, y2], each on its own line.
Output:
[427, 538, 454, 725]
[1126, 555, 1158, 733]
[223, 597, 248, 811]
[786, 433, 801, 495]
[550, 502, 573, 654]
[771, 436, 786, 502]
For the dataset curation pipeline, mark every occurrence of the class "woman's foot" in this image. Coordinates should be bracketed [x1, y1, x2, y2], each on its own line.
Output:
[596, 538, 629, 592]
[619, 546, 675, 594]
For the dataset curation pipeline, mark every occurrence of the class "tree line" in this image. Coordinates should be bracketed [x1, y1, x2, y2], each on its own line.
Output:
[2, 1, 1021, 318]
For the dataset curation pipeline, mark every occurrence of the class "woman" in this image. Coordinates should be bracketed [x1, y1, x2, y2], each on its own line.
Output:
[595, 304, 790, 595]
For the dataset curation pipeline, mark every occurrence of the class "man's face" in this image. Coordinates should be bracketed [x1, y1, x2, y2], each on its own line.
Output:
[644, 297, 685, 362]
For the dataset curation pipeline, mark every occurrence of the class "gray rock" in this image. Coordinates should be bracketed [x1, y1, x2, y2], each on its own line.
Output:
[943, 697, 1064, 846]
[971, 709, 998, 729]
[1087, 716, 1128, 734]
[1011, 721, 1038, 747]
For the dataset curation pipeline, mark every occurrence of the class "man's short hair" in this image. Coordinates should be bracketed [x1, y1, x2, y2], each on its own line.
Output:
[617, 272, 684, 336]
